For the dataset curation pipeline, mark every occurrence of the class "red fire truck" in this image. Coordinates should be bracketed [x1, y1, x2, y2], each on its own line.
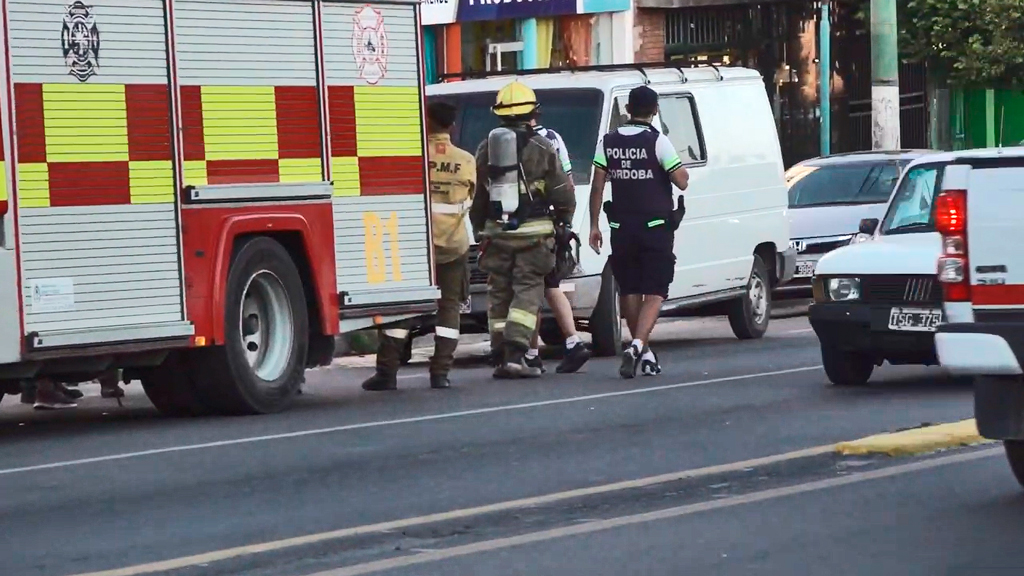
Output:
[0, 0, 437, 414]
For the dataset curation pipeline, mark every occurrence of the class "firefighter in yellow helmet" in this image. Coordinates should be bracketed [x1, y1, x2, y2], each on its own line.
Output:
[469, 81, 575, 378]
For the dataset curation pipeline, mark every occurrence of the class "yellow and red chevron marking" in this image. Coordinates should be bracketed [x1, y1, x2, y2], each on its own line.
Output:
[327, 85, 423, 197]
[13, 83, 174, 208]
[179, 85, 323, 186]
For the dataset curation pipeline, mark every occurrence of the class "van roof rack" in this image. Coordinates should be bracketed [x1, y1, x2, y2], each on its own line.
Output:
[436, 59, 726, 82]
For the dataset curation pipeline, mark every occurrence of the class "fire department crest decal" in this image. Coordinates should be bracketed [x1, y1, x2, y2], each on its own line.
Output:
[352, 5, 388, 85]
[61, 1, 100, 82]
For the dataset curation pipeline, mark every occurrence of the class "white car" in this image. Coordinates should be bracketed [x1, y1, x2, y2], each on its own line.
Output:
[809, 151, 953, 385]
[426, 64, 795, 356]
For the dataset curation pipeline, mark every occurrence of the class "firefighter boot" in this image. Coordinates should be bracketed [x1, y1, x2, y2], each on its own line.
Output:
[362, 331, 404, 391]
[361, 371, 398, 391]
[493, 342, 542, 379]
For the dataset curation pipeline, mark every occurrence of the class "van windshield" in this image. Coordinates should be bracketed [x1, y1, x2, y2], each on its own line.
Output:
[428, 88, 605, 185]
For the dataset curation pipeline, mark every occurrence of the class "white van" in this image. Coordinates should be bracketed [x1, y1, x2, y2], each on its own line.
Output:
[425, 65, 795, 356]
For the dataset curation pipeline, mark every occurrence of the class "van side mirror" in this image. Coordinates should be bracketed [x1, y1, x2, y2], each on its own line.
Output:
[859, 218, 879, 235]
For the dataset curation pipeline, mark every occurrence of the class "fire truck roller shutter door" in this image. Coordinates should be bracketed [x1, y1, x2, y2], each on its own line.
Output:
[9, 0, 191, 346]
[322, 2, 436, 307]
[175, 0, 324, 188]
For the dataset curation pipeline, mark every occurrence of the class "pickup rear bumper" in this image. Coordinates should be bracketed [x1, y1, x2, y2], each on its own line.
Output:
[938, 322, 1024, 440]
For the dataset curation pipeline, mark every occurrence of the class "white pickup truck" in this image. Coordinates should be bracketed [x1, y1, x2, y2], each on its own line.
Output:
[931, 146, 1024, 486]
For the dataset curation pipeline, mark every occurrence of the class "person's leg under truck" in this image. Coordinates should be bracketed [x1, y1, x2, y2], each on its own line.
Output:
[504, 236, 556, 349]
[477, 240, 516, 354]
[430, 253, 469, 375]
[376, 323, 411, 376]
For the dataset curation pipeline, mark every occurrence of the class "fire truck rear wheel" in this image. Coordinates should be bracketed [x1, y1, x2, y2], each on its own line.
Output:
[203, 236, 309, 415]
[140, 351, 209, 417]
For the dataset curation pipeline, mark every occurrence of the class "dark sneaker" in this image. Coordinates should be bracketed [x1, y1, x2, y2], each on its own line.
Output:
[525, 354, 546, 374]
[429, 374, 451, 389]
[55, 383, 84, 400]
[33, 388, 77, 410]
[101, 385, 125, 399]
[556, 344, 591, 374]
[494, 359, 542, 379]
[640, 356, 659, 376]
[619, 344, 642, 379]
[361, 372, 398, 391]
[20, 383, 35, 405]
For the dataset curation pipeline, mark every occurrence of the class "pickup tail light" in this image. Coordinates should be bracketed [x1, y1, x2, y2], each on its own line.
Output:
[935, 189, 970, 302]
[0, 199, 6, 216]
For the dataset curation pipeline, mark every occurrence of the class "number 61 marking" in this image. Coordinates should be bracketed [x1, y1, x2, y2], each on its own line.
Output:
[364, 211, 402, 284]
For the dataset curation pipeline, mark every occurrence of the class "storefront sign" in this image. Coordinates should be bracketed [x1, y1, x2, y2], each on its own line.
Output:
[421, 0, 459, 25]
[457, 0, 579, 22]
[579, 0, 630, 13]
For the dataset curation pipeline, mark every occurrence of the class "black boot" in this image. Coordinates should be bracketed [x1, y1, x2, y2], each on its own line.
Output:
[361, 371, 398, 391]
[429, 374, 451, 389]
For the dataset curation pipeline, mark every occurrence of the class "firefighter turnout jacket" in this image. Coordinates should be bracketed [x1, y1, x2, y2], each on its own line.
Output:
[429, 133, 477, 263]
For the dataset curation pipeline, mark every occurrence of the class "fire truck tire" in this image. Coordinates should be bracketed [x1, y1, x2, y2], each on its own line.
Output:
[201, 236, 309, 415]
[140, 351, 209, 417]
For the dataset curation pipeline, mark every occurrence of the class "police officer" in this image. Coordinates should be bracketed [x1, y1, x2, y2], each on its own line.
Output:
[588, 86, 690, 379]
[524, 115, 591, 374]
[469, 81, 575, 379]
[362, 101, 475, 391]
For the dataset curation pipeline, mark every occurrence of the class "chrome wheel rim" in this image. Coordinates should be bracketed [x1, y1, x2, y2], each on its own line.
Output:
[239, 270, 294, 383]
[749, 274, 768, 325]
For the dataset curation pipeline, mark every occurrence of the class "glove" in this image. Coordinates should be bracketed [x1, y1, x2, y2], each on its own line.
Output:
[671, 196, 686, 231]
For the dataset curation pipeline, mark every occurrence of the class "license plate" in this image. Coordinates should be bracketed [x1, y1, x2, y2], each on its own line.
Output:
[887, 307, 943, 332]
[795, 259, 817, 278]
[459, 299, 471, 313]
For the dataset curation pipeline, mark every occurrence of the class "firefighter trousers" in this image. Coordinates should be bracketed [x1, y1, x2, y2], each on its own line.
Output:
[477, 234, 556, 353]
[376, 253, 469, 376]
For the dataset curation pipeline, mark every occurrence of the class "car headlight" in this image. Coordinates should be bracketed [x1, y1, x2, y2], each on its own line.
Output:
[827, 277, 861, 301]
[849, 233, 872, 245]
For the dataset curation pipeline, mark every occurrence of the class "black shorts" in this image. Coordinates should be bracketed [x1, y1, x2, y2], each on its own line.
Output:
[609, 223, 675, 298]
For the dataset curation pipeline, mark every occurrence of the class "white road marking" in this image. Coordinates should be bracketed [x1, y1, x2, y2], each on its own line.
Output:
[67, 442, 834, 576]
[0, 365, 822, 478]
[305, 448, 1001, 576]
[782, 328, 814, 335]
[396, 374, 425, 380]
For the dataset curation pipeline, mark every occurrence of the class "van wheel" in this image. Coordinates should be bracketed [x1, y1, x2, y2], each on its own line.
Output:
[140, 352, 208, 417]
[821, 345, 874, 386]
[199, 237, 309, 415]
[590, 264, 622, 357]
[728, 255, 771, 340]
[1004, 441, 1024, 488]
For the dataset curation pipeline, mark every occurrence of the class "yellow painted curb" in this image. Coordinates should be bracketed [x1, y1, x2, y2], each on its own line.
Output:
[835, 419, 993, 457]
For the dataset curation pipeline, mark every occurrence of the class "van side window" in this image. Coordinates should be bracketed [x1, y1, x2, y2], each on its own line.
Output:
[658, 94, 706, 164]
[608, 97, 628, 133]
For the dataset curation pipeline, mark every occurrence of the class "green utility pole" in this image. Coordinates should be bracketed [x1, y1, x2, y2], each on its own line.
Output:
[870, 0, 901, 149]
[819, 0, 831, 156]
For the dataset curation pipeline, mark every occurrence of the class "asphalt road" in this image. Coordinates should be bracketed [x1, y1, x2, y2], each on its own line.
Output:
[1, 313, 1020, 576]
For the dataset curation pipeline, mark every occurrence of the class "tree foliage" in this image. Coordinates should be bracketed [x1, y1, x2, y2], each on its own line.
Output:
[896, 0, 1024, 86]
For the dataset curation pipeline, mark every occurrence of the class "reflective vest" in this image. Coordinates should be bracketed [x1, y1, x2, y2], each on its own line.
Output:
[603, 123, 673, 227]
[428, 133, 476, 263]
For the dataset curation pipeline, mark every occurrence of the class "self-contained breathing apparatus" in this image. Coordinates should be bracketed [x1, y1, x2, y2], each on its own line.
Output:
[486, 124, 550, 231]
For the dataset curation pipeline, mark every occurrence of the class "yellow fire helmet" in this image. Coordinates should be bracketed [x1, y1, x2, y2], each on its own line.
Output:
[492, 81, 538, 117]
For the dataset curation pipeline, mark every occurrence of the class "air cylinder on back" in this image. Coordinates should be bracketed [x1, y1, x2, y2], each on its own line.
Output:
[487, 127, 520, 223]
